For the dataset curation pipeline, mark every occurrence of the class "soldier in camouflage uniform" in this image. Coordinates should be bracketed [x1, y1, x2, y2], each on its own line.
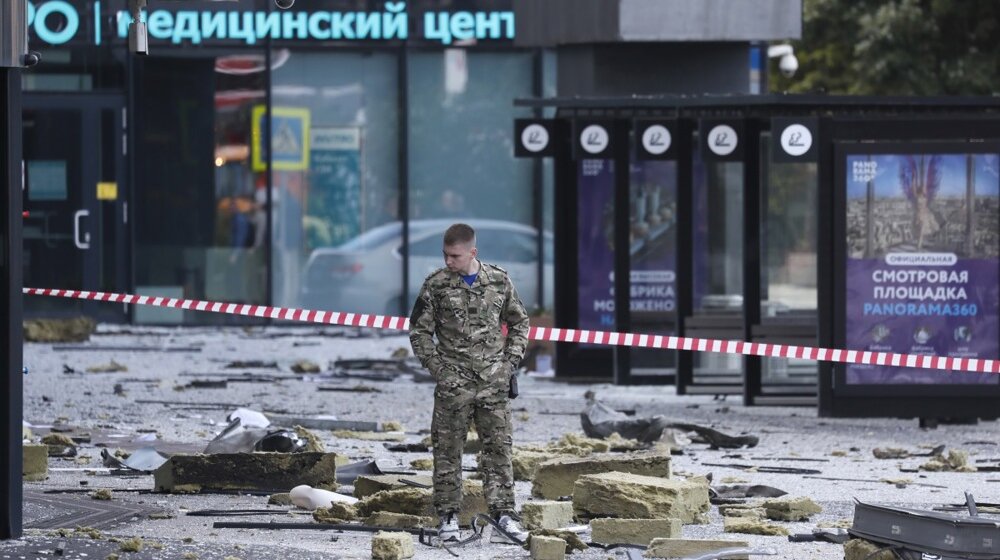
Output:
[409, 223, 530, 543]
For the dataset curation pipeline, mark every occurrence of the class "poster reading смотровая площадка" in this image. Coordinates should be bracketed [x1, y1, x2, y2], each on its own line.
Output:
[845, 150, 1000, 384]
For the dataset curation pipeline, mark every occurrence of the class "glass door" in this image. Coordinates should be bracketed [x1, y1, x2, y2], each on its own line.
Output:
[22, 95, 127, 321]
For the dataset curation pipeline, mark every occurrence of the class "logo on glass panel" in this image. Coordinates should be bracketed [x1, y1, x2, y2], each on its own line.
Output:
[641, 125, 672, 155]
[580, 125, 609, 155]
[780, 124, 813, 157]
[707, 124, 738, 156]
[521, 124, 550, 153]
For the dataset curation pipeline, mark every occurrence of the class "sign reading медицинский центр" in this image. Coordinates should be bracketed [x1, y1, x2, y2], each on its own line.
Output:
[845, 151, 1000, 385]
[26, 0, 514, 47]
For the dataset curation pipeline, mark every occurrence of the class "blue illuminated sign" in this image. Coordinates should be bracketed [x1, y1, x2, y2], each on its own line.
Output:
[27, 0, 515, 46]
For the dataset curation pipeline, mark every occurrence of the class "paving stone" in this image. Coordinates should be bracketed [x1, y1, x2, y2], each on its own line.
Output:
[590, 518, 681, 545]
[153, 452, 339, 493]
[644, 538, 749, 559]
[573, 472, 708, 523]
[529, 535, 566, 560]
[371, 531, 414, 560]
[521, 501, 575, 530]
[532, 453, 672, 499]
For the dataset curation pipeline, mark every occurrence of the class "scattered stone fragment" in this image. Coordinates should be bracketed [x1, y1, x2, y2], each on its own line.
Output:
[529, 535, 566, 560]
[86, 360, 127, 373]
[590, 518, 681, 545]
[718, 504, 766, 519]
[513, 449, 565, 481]
[880, 478, 912, 488]
[762, 496, 822, 521]
[357, 488, 433, 519]
[365, 511, 434, 529]
[74, 455, 92, 465]
[921, 449, 976, 472]
[154, 452, 340, 493]
[382, 421, 404, 432]
[41, 433, 75, 446]
[409, 458, 433, 470]
[182, 537, 194, 544]
[830, 450, 847, 457]
[268, 493, 293, 506]
[817, 518, 853, 529]
[292, 426, 325, 452]
[290, 360, 321, 373]
[182, 553, 198, 560]
[533, 453, 671, 499]
[573, 472, 709, 523]
[354, 475, 433, 499]
[391, 347, 409, 359]
[313, 502, 358, 523]
[873, 447, 908, 459]
[22, 444, 48, 482]
[333, 430, 405, 442]
[23, 317, 96, 342]
[106, 554, 119, 560]
[371, 531, 414, 560]
[844, 538, 896, 560]
[645, 538, 749, 559]
[521, 501, 575, 530]
[720, 476, 747, 484]
[527, 529, 588, 552]
[148, 511, 174, 520]
[723, 516, 790, 536]
[119, 537, 143, 552]
[91, 489, 112, 500]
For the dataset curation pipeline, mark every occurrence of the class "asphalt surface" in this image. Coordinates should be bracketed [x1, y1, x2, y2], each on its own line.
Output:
[6, 324, 999, 559]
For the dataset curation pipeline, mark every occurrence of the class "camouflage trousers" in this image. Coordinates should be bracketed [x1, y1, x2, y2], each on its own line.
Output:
[431, 361, 514, 517]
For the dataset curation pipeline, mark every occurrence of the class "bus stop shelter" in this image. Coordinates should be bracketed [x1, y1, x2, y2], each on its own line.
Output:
[514, 94, 1000, 418]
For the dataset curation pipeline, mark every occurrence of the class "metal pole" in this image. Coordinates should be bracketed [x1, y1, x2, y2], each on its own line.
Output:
[1, 0, 26, 541]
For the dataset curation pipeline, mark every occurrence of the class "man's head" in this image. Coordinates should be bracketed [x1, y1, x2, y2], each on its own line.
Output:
[443, 223, 477, 274]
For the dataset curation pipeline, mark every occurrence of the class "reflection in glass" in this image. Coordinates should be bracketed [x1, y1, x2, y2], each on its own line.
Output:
[271, 50, 400, 313]
[406, 51, 540, 311]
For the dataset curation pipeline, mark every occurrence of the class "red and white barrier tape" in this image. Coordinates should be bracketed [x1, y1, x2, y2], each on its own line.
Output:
[23, 287, 1000, 375]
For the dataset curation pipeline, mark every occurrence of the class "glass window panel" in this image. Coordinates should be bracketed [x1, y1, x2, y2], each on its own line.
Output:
[406, 50, 538, 310]
[271, 50, 400, 315]
[134, 54, 267, 324]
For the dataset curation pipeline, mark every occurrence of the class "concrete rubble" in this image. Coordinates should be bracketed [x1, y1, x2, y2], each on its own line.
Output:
[371, 531, 414, 560]
[529, 535, 567, 560]
[644, 538, 750, 559]
[520, 500, 575, 530]
[843, 538, 897, 560]
[23, 317, 96, 342]
[532, 452, 671, 499]
[153, 452, 340, 493]
[572, 472, 709, 523]
[589, 518, 682, 545]
[11, 326, 998, 560]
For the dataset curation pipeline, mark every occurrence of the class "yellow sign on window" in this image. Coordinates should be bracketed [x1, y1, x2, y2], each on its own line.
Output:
[251, 106, 312, 172]
[97, 182, 118, 201]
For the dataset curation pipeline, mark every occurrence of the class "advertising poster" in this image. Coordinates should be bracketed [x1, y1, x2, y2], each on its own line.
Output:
[308, 127, 362, 249]
[845, 152, 1000, 384]
[576, 159, 677, 332]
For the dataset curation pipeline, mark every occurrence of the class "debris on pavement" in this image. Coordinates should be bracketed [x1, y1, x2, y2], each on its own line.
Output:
[590, 518, 682, 545]
[289, 484, 359, 509]
[364, 512, 434, 529]
[22, 443, 48, 481]
[520, 501, 575, 530]
[290, 360, 321, 374]
[409, 458, 433, 470]
[91, 488, 113, 500]
[224, 360, 279, 369]
[100, 446, 168, 472]
[525, 529, 588, 553]
[572, 472, 710, 523]
[23, 317, 96, 342]
[85, 360, 128, 373]
[581, 399, 757, 449]
[711, 484, 787, 500]
[920, 448, 976, 472]
[843, 538, 896, 560]
[371, 531, 415, 560]
[761, 496, 822, 521]
[532, 452, 672, 499]
[154, 452, 340, 493]
[41, 433, 77, 457]
[354, 475, 432, 498]
[528, 534, 566, 560]
[723, 516, 789, 536]
[313, 502, 359, 523]
[872, 447, 909, 459]
[644, 538, 749, 559]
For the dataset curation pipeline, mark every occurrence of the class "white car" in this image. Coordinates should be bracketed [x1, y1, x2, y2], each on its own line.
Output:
[300, 219, 553, 316]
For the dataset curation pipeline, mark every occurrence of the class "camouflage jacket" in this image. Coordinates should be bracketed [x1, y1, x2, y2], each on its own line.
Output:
[409, 262, 529, 380]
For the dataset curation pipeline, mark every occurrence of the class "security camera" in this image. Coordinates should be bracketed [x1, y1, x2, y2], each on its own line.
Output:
[274, 0, 295, 8]
[767, 44, 798, 78]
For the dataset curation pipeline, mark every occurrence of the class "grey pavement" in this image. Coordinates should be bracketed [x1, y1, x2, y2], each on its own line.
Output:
[6, 325, 998, 559]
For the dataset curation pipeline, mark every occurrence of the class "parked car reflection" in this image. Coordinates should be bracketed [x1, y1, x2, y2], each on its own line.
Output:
[300, 219, 553, 315]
